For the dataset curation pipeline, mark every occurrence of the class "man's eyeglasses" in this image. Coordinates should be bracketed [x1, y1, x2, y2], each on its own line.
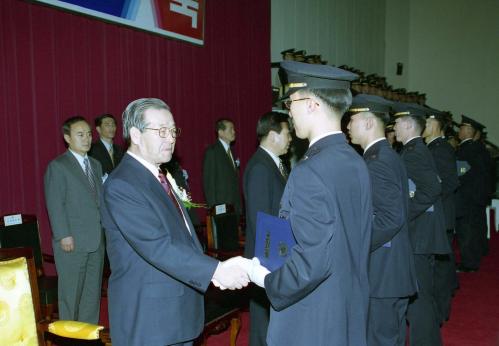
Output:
[144, 127, 181, 138]
[284, 98, 312, 109]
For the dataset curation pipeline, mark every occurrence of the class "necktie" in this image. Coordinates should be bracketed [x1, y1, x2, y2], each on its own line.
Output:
[227, 148, 235, 168]
[158, 171, 183, 217]
[279, 160, 288, 179]
[108, 146, 114, 167]
[84, 158, 96, 193]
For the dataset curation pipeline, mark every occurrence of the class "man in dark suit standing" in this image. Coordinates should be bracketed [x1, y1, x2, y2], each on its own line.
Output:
[247, 61, 372, 345]
[89, 113, 124, 175]
[393, 105, 451, 346]
[243, 111, 291, 346]
[44, 116, 104, 323]
[202, 118, 242, 250]
[100, 98, 251, 346]
[423, 111, 459, 323]
[203, 118, 241, 213]
[455, 115, 488, 272]
[347, 95, 418, 346]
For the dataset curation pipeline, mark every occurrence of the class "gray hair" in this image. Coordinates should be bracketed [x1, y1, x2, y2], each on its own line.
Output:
[122, 98, 170, 140]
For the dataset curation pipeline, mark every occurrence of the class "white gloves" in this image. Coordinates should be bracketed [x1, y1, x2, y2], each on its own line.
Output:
[211, 256, 251, 290]
[248, 257, 270, 288]
[211, 256, 271, 290]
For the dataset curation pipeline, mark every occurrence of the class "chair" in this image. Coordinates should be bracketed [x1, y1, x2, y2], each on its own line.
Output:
[0, 214, 58, 319]
[0, 247, 111, 345]
[205, 206, 244, 260]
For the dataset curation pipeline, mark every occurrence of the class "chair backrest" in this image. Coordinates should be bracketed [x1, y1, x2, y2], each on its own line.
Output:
[0, 247, 44, 345]
[0, 215, 44, 272]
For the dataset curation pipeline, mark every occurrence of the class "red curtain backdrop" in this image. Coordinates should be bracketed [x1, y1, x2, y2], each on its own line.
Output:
[0, 0, 271, 257]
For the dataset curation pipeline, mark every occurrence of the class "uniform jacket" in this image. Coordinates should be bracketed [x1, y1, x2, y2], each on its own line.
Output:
[455, 139, 488, 214]
[100, 154, 218, 346]
[427, 137, 459, 229]
[401, 137, 450, 254]
[364, 139, 418, 298]
[264, 133, 372, 346]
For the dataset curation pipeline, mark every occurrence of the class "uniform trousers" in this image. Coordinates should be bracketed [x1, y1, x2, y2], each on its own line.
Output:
[368, 297, 409, 346]
[433, 230, 458, 323]
[407, 254, 442, 346]
[456, 207, 482, 269]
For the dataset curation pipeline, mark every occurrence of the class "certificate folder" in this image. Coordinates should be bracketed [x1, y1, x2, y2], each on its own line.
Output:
[456, 160, 470, 176]
[255, 212, 296, 271]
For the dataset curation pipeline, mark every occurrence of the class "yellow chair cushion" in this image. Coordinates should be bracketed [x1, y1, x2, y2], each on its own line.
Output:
[48, 320, 104, 340]
[0, 257, 38, 346]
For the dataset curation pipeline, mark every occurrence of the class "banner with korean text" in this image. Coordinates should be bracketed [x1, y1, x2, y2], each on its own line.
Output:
[33, 0, 205, 45]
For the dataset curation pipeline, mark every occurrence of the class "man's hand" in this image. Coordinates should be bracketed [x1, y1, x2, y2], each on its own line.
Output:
[248, 258, 270, 288]
[60, 236, 74, 252]
[211, 256, 252, 290]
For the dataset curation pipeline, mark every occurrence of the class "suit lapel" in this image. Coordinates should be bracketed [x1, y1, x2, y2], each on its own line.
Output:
[258, 148, 287, 184]
[125, 155, 197, 246]
[63, 151, 96, 196]
[216, 140, 236, 171]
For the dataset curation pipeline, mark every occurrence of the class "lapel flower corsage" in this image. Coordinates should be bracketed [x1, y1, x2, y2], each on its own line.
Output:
[235, 158, 240, 168]
[165, 172, 206, 209]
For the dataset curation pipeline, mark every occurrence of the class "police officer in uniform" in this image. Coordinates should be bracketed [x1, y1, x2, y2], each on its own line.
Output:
[422, 110, 459, 323]
[347, 95, 418, 346]
[472, 120, 493, 257]
[455, 115, 487, 272]
[393, 103, 451, 346]
[247, 61, 372, 346]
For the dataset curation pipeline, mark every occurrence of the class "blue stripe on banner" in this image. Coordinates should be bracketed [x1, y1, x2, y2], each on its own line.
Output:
[60, 0, 138, 19]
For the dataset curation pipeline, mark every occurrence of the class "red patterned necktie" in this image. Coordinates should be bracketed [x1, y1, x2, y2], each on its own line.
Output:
[158, 171, 183, 217]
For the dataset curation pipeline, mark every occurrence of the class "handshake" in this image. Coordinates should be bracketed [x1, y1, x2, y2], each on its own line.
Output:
[211, 257, 270, 290]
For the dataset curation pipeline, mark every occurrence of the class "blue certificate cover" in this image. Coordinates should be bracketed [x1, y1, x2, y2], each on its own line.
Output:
[456, 160, 470, 176]
[255, 212, 296, 271]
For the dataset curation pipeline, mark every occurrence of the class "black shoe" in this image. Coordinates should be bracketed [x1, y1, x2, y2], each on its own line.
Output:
[456, 264, 478, 273]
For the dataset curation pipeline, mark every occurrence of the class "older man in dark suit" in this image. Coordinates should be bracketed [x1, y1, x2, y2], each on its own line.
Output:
[100, 98, 251, 346]
[347, 95, 418, 346]
[44, 116, 104, 323]
[89, 113, 124, 175]
[247, 61, 372, 345]
[243, 111, 291, 346]
[394, 104, 451, 346]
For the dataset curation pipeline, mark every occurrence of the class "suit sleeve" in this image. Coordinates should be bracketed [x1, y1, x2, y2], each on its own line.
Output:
[264, 167, 333, 311]
[44, 161, 71, 241]
[405, 150, 442, 220]
[244, 163, 274, 258]
[104, 178, 219, 292]
[368, 159, 407, 251]
[202, 147, 216, 207]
